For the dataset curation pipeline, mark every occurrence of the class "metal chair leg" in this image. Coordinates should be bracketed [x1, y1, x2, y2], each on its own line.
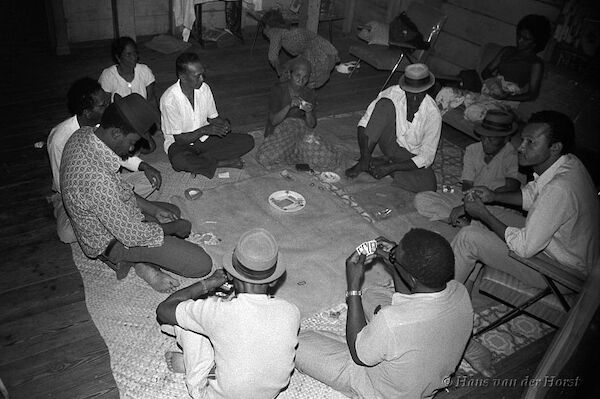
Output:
[380, 53, 405, 92]
[473, 287, 552, 336]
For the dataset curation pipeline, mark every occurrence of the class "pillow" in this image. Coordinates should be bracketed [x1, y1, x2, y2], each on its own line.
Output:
[358, 21, 389, 46]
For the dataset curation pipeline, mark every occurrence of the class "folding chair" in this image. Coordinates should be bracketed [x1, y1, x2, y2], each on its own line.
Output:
[348, 2, 446, 92]
[473, 251, 586, 336]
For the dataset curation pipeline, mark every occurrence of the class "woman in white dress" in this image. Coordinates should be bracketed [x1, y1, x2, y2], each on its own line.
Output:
[99, 36, 158, 107]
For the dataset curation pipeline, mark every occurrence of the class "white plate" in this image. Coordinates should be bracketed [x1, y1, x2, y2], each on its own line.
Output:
[268, 190, 306, 213]
[319, 171, 341, 184]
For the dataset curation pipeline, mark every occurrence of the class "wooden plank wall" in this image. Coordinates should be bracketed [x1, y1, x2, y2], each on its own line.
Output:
[341, 0, 563, 75]
[428, 0, 564, 75]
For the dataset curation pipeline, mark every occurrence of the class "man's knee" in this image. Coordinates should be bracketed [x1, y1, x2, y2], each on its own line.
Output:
[232, 133, 255, 153]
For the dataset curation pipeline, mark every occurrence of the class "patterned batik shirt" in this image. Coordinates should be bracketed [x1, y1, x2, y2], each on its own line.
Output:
[60, 127, 163, 258]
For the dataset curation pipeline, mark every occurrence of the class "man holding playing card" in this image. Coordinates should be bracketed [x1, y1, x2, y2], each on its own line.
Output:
[295, 229, 473, 399]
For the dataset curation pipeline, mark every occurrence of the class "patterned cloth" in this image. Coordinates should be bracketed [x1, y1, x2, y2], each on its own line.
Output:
[256, 118, 341, 170]
[267, 28, 339, 89]
[60, 127, 163, 258]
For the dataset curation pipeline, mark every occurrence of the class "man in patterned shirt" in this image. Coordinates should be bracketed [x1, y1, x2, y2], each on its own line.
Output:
[61, 93, 213, 292]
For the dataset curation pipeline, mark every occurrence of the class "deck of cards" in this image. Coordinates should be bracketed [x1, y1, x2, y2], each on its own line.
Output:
[356, 240, 378, 256]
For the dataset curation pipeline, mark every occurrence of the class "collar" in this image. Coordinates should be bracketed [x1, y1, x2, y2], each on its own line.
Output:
[90, 128, 123, 172]
[533, 154, 568, 189]
[391, 286, 449, 304]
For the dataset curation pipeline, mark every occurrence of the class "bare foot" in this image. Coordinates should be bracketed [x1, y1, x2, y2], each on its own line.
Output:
[345, 161, 368, 178]
[217, 158, 244, 169]
[165, 351, 185, 373]
[134, 263, 180, 293]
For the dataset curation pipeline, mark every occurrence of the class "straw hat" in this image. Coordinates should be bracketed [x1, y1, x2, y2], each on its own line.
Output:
[474, 110, 517, 137]
[223, 228, 285, 284]
[399, 63, 435, 93]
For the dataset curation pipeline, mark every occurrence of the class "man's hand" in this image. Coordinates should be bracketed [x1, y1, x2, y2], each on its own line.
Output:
[464, 193, 491, 221]
[139, 162, 162, 190]
[449, 205, 467, 227]
[346, 250, 375, 290]
[205, 120, 230, 137]
[468, 186, 496, 203]
[154, 207, 179, 224]
[162, 219, 192, 239]
[203, 269, 229, 291]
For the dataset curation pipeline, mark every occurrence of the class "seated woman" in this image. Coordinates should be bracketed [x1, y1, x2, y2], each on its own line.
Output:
[256, 57, 340, 170]
[99, 36, 159, 107]
[261, 9, 339, 89]
[436, 14, 551, 122]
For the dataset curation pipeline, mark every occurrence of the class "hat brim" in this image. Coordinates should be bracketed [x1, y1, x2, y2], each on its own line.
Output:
[474, 122, 518, 137]
[222, 252, 286, 284]
[113, 93, 159, 141]
[399, 72, 435, 93]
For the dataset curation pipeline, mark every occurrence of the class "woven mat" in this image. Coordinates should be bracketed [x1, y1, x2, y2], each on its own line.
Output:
[71, 112, 468, 398]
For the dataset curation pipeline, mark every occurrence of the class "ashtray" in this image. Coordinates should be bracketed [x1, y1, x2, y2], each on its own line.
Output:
[185, 188, 203, 200]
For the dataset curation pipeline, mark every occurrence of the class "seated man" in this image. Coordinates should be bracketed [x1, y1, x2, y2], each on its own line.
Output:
[47, 77, 162, 243]
[453, 111, 600, 374]
[157, 228, 300, 399]
[345, 63, 442, 193]
[414, 109, 523, 226]
[60, 93, 213, 292]
[160, 52, 255, 178]
[296, 229, 473, 399]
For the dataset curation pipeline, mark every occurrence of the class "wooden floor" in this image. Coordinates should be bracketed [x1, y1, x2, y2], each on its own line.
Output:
[0, 26, 581, 398]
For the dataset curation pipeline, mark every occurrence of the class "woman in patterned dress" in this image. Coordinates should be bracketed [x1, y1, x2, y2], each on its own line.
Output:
[256, 57, 340, 170]
[261, 9, 339, 89]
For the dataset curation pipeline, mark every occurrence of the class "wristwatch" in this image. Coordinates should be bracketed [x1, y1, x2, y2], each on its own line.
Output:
[345, 290, 362, 298]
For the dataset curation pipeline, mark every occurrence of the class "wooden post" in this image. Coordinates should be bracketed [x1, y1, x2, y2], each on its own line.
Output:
[115, 0, 136, 39]
[342, 0, 357, 33]
[47, 0, 70, 55]
[300, 0, 321, 33]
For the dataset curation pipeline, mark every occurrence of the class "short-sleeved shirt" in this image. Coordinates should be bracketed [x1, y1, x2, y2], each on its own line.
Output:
[47, 116, 143, 193]
[159, 80, 219, 153]
[176, 294, 301, 399]
[98, 64, 155, 100]
[461, 142, 522, 190]
[358, 86, 441, 168]
[60, 127, 163, 257]
[505, 154, 600, 274]
[355, 281, 473, 399]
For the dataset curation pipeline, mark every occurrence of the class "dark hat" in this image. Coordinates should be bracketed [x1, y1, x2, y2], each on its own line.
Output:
[223, 228, 285, 284]
[112, 93, 160, 140]
[474, 110, 517, 137]
[399, 63, 435, 93]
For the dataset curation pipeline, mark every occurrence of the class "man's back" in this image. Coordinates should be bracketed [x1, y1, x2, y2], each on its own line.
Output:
[356, 281, 473, 398]
[176, 293, 301, 399]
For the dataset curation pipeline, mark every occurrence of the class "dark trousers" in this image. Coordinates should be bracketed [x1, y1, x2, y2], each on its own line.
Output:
[99, 201, 213, 279]
[365, 99, 437, 193]
[168, 133, 255, 178]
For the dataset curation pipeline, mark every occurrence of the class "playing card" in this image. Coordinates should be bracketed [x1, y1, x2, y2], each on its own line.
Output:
[356, 240, 377, 256]
[366, 240, 377, 255]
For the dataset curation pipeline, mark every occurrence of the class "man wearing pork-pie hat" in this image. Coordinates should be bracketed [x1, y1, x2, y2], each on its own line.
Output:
[414, 109, 524, 225]
[60, 93, 213, 292]
[345, 63, 442, 193]
[157, 228, 300, 399]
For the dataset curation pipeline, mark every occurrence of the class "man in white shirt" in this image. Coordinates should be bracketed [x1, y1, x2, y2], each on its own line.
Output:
[345, 63, 442, 193]
[157, 228, 300, 399]
[296, 229, 473, 399]
[452, 110, 600, 377]
[47, 77, 162, 243]
[160, 52, 254, 179]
